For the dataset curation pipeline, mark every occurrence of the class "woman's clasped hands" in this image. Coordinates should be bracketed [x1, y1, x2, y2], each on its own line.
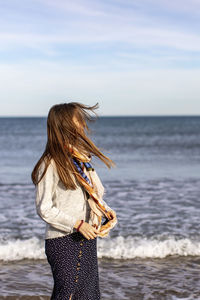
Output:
[74, 209, 117, 240]
[74, 220, 99, 240]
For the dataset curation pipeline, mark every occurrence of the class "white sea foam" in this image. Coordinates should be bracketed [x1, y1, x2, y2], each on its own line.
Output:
[1, 235, 200, 262]
[97, 235, 200, 259]
[0, 237, 44, 261]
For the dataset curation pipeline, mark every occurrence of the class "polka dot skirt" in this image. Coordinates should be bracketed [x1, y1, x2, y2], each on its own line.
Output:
[45, 231, 101, 300]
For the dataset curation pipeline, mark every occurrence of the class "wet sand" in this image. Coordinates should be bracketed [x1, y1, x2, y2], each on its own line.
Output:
[1, 256, 200, 299]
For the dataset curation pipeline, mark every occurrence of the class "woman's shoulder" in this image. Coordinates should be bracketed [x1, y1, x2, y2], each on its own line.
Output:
[49, 157, 56, 168]
[38, 157, 58, 177]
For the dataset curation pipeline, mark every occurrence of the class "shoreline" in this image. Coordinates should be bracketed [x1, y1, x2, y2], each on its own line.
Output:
[1, 256, 200, 299]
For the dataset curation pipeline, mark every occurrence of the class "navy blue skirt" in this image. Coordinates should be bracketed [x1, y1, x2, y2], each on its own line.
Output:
[45, 231, 101, 300]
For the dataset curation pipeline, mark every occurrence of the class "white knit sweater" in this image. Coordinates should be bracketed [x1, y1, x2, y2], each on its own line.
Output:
[35, 158, 112, 239]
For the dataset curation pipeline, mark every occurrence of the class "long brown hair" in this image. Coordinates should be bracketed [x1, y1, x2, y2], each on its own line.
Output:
[31, 102, 115, 190]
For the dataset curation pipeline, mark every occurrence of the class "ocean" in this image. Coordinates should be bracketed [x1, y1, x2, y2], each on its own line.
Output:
[1, 116, 200, 299]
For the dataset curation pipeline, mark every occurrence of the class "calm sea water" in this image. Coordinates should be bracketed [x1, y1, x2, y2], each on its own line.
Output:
[1, 116, 200, 299]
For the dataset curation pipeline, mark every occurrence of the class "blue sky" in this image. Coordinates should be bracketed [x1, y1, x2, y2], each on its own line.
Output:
[0, 0, 200, 116]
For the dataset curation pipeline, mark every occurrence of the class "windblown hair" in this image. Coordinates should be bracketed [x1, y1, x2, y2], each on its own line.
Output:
[31, 102, 115, 190]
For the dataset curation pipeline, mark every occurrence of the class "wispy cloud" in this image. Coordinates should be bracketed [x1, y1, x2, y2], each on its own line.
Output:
[1, 0, 200, 54]
[0, 0, 200, 115]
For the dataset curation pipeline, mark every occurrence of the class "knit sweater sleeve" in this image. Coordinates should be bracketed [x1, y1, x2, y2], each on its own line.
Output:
[99, 186, 112, 212]
[35, 160, 77, 233]
[101, 198, 112, 212]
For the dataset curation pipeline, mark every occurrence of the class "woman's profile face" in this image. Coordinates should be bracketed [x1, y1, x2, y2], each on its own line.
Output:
[72, 115, 84, 131]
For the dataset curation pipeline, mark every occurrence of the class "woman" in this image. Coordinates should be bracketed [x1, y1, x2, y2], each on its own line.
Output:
[31, 102, 117, 300]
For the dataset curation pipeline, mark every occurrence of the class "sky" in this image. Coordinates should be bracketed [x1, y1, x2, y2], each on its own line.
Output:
[0, 0, 200, 116]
